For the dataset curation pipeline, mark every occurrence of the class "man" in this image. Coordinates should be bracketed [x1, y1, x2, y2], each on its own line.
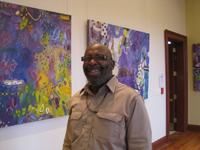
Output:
[63, 43, 152, 150]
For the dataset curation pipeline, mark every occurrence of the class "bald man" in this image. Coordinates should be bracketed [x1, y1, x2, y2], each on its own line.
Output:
[63, 43, 152, 150]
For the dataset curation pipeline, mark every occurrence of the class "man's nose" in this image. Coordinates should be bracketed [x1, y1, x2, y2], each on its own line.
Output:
[89, 58, 97, 65]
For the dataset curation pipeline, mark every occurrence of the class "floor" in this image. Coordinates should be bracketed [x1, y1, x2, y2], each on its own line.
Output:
[159, 132, 200, 150]
[169, 130, 175, 135]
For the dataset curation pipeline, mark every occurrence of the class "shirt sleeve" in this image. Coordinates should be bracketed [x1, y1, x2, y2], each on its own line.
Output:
[62, 115, 72, 150]
[126, 94, 152, 150]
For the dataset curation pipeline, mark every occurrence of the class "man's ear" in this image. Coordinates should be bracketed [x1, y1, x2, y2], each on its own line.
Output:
[110, 60, 115, 70]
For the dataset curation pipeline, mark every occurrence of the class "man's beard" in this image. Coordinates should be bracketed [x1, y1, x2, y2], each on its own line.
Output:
[85, 67, 112, 86]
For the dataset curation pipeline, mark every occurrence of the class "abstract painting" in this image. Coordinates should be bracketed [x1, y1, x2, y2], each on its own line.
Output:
[88, 20, 149, 99]
[193, 44, 200, 91]
[0, 1, 71, 128]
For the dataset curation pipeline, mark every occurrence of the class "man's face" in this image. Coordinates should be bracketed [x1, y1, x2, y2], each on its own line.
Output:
[83, 44, 115, 86]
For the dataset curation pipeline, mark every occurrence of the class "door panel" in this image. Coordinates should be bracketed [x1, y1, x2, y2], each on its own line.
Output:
[169, 42, 177, 131]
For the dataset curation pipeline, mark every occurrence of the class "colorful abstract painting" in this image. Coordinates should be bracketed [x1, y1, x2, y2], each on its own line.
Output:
[0, 1, 71, 128]
[88, 20, 149, 99]
[193, 44, 200, 90]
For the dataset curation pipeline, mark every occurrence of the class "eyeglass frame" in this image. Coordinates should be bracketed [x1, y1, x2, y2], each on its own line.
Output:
[81, 54, 112, 62]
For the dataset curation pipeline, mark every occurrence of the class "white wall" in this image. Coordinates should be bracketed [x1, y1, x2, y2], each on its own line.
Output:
[185, 0, 200, 125]
[0, 0, 186, 150]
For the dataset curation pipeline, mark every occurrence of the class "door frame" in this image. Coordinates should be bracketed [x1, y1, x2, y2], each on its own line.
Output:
[164, 30, 188, 142]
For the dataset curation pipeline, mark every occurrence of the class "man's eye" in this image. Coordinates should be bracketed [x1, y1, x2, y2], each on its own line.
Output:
[96, 56, 104, 60]
[84, 57, 92, 61]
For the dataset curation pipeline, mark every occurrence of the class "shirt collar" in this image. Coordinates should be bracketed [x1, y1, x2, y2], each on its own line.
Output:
[79, 76, 118, 95]
[80, 82, 90, 95]
[105, 76, 118, 93]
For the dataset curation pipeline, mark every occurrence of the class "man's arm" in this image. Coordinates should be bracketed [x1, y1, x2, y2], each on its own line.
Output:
[126, 95, 152, 150]
[62, 116, 72, 150]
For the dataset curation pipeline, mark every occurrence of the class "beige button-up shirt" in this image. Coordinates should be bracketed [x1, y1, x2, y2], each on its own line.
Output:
[63, 76, 152, 150]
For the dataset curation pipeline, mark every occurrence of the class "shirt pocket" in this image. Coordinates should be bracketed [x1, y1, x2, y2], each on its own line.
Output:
[95, 112, 124, 140]
[70, 112, 83, 140]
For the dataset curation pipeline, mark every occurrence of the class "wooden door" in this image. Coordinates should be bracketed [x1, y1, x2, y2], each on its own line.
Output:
[169, 42, 177, 131]
[164, 30, 188, 143]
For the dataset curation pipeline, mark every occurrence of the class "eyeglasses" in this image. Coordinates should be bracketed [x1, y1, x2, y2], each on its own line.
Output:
[81, 54, 112, 62]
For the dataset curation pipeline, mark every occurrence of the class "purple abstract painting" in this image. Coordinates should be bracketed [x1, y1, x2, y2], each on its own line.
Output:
[193, 44, 200, 90]
[88, 20, 149, 99]
[0, 1, 71, 128]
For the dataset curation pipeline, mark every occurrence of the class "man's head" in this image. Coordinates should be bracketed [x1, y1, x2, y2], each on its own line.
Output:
[82, 43, 115, 87]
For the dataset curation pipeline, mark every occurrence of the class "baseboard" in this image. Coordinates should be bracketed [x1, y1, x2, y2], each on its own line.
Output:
[152, 136, 167, 150]
[188, 124, 200, 132]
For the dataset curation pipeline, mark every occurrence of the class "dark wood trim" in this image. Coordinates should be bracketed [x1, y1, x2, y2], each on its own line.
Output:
[87, 20, 89, 46]
[188, 124, 200, 132]
[152, 136, 167, 150]
[164, 30, 170, 143]
[164, 30, 188, 142]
